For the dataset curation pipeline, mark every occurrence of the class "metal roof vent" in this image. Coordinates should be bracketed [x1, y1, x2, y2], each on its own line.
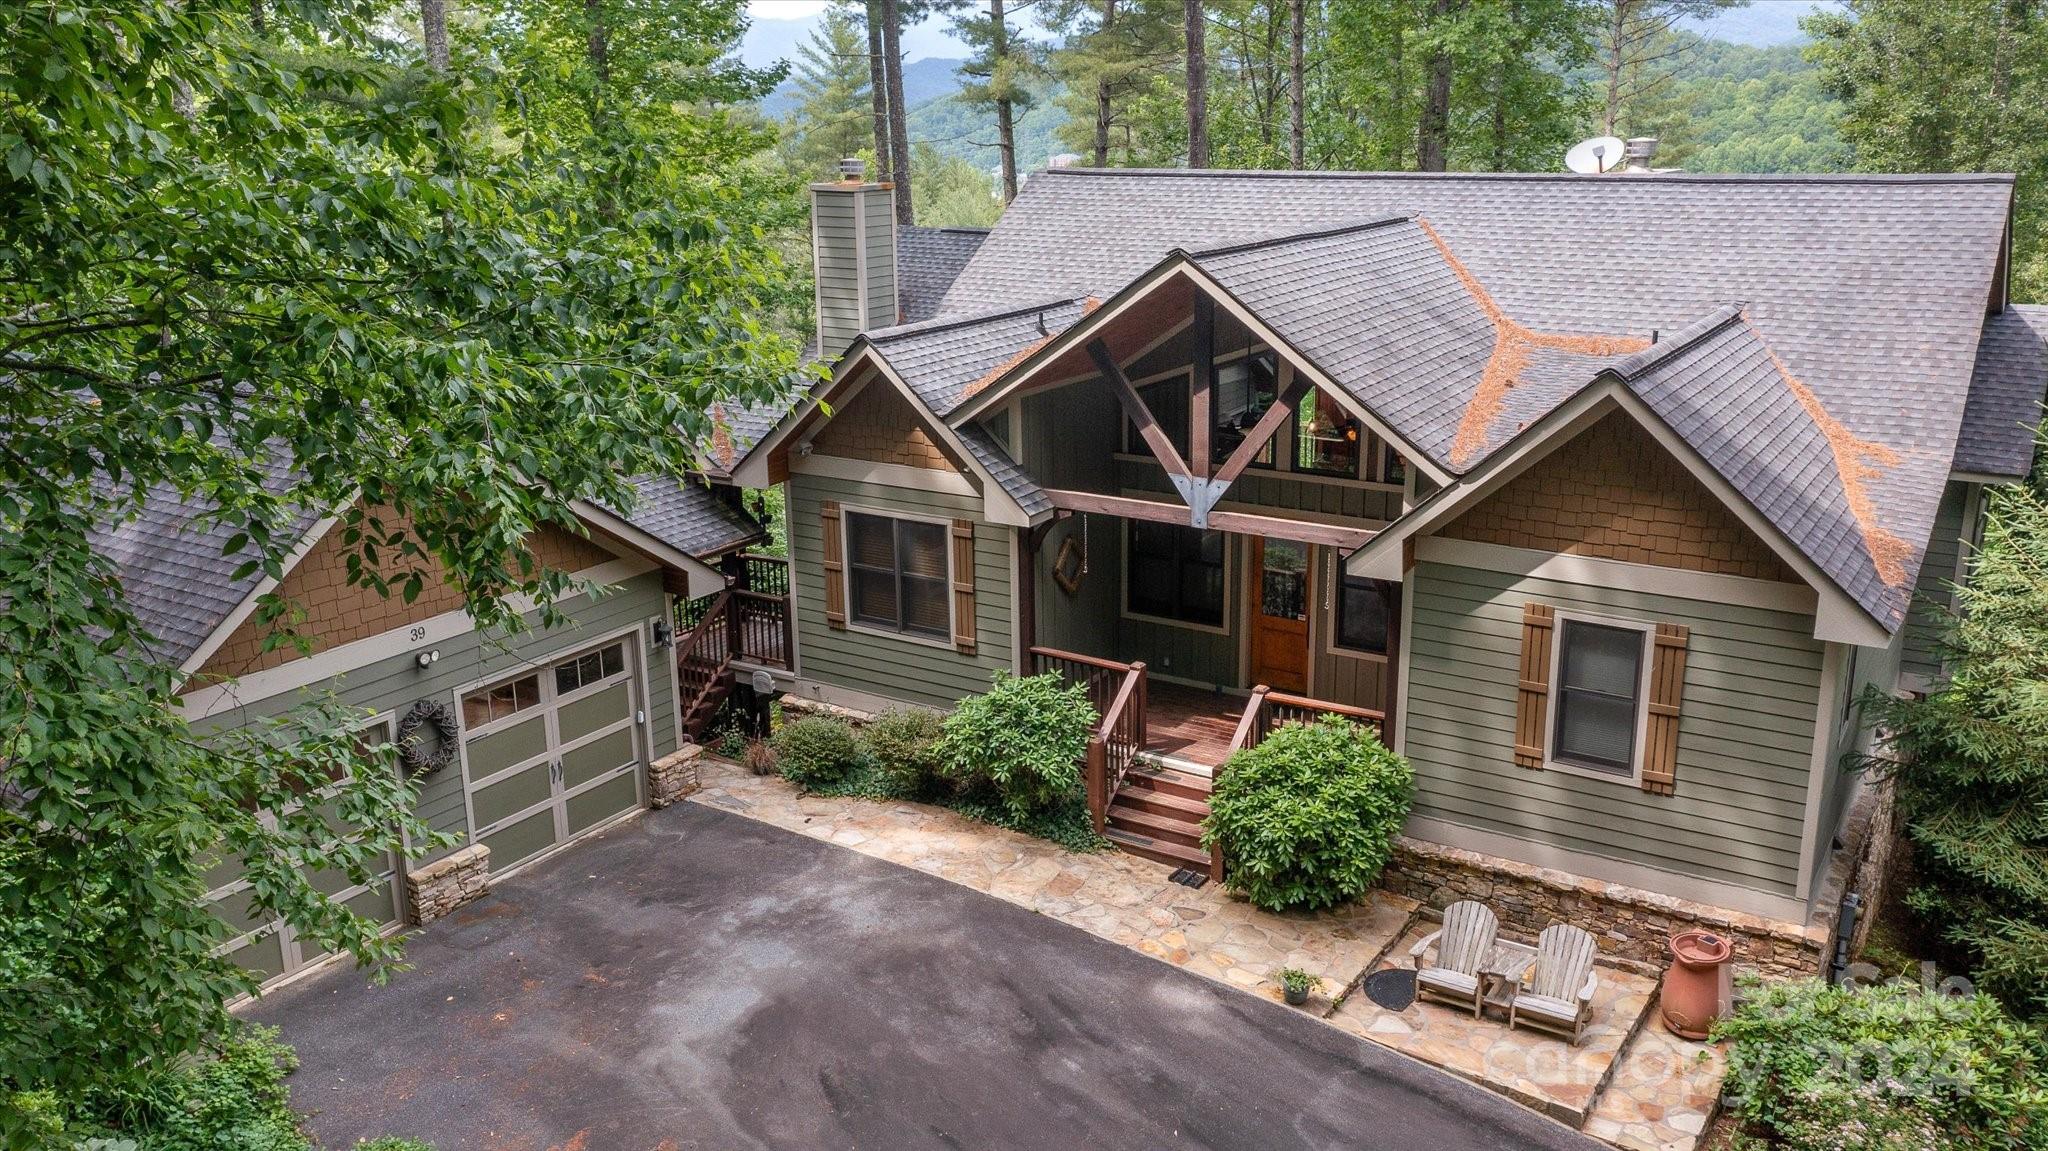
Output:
[1624, 137, 1659, 170]
[838, 156, 866, 182]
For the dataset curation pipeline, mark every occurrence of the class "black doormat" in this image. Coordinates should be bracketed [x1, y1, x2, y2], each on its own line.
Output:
[1363, 968, 1417, 1011]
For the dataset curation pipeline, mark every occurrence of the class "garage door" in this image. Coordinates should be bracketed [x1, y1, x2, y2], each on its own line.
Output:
[459, 638, 645, 873]
[204, 720, 402, 987]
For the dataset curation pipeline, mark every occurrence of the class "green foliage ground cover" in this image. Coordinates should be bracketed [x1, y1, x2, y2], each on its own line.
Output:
[1716, 979, 2048, 1150]
[771, 675, 1109, 854]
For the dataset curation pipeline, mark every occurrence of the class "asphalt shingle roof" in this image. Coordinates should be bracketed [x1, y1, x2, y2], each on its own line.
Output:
[1959, 304, 2048, 477]
[956, 423, 1052, 518]
[864, 298, 1092, 418]
[902, 168, 2023, 633]
[615, 477, 764, 558]
[898, 227, 990, 324]
[89, 464, 323, 669]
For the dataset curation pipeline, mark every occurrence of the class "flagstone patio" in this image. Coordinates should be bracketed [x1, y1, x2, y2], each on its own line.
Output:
[685, 753, 1728, 1150]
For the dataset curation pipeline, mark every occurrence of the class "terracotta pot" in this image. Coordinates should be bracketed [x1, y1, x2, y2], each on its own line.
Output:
[1661, 929, 1733, 1040]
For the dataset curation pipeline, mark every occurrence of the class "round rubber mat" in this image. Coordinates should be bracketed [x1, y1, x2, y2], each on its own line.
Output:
[1363, 968, 1417, 1011]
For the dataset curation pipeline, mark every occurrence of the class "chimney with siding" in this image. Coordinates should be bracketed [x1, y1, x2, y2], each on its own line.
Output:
[811, 158, 898, 359]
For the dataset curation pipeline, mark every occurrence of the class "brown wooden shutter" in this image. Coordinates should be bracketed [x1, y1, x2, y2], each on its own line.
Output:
[950, 518, 977, 654]
[1641, 623, 1689, 795]
[1512, 603, 1555, 769]
[821, 501, 846, 628]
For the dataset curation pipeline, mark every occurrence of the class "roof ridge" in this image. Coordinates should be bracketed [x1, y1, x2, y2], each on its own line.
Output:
[1605, 304, 1749, 380]
[1182, 215, 1415, 259]
[1034, 167, 2018, 187]
[865, 297, 1087, 343]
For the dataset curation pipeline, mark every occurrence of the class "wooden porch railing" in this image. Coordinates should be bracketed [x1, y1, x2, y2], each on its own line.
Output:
[1211, 686, 1389, 881]
[1029, 646, 1148, 834]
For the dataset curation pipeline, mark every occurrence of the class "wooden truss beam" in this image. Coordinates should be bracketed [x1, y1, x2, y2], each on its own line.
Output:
[1042, 488, 1374, 550]
[1089, 338, 1189, 479]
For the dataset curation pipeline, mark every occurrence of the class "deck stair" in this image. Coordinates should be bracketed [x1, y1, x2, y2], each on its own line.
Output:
[1104, 764, 1213, 870]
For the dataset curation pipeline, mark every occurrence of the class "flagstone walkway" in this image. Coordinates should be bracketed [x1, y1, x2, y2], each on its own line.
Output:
[686, 755, 1727, 1151]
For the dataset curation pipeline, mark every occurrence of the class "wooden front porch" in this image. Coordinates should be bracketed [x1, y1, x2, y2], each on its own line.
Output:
[1028, 646, 1386, 878]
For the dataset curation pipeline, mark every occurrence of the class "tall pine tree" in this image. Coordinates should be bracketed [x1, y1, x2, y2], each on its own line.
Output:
[1864, 474, 2048, 1020]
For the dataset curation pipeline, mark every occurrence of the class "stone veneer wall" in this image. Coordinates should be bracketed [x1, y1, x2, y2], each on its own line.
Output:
[404, 843, 490, 925]
[649, 745, 705, 808]
[1378, 838, 1830, 978]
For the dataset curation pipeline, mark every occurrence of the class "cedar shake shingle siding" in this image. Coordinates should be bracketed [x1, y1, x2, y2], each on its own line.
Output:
[197, 513, 615, 679]
[1441, 413, 1799, 583]
[811, 382, 963, 472]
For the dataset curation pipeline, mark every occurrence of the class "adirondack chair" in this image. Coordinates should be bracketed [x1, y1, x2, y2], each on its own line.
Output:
[1508, 924, 1600, 1045]
[1408, 900, 1498, 1018]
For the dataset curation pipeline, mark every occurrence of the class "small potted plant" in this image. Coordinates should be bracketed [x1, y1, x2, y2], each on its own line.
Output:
[1277, 967, 1322, 1007]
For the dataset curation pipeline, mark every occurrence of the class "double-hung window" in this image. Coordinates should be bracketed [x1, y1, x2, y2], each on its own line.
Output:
[1550, 618, 1649, 776]
[846, 511, 951, 640]
[1126, 521, 1225, 628]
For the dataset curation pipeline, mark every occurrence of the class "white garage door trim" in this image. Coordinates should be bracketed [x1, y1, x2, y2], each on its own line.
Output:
[454, 625, 652, 881]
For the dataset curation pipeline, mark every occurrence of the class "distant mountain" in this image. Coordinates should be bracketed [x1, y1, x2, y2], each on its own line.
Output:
[907, 82, 1067, 173]
[1679, 1, 1839, 46]
[763, 56, 966, 121]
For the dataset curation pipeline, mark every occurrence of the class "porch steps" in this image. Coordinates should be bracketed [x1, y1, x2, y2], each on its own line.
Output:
[1105, 765, 1213, 871]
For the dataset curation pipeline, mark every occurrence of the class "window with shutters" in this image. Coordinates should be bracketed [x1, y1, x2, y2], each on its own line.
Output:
[1547, 615, 1653, 780]
[844, 510, 952, 641]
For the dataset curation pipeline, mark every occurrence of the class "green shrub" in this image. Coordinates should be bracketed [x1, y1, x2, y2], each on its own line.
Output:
[773, 715, 861, 788]
[1715, 978, 2048, 1150]
[863, 708, 948, 794]
[1201, 718, 1412, 912]
[355, 1140, 438, 1151]
[935, 672, 1094, 819]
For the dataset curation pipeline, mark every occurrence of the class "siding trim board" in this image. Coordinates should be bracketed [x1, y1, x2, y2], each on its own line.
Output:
[1794, 642, 1847, 901]
[793, 451, 978, 496]
[1419, 537, 1815, 616]
[178, 556, 659, 720]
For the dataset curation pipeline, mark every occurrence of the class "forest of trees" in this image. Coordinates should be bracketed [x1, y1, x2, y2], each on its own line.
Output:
[770, 0, 2045, 301]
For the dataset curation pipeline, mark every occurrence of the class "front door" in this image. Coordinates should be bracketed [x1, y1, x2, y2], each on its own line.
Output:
[1249, 537, 1311, 693]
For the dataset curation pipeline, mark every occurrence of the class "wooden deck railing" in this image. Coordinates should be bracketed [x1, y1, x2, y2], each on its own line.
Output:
[1212, 686, 1389, 880]
[738, 553, 790, 597]
[675, 589, 735, 726]
[729, 589, 793, 669]
[1030, 646, 1148, 834]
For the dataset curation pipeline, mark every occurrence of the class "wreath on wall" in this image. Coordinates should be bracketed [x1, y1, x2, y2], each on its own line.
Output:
[396, 698, 459, 776]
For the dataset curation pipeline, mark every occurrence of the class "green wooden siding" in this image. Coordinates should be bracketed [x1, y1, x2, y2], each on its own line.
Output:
[192, 569, 675, 865]
[789, 472, 1013, 710]
[1403, 560, 1824, 898]
[1902, 481, 1971, 684]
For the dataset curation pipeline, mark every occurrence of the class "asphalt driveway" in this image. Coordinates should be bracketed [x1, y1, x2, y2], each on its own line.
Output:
[249, 803, 1598, 1151]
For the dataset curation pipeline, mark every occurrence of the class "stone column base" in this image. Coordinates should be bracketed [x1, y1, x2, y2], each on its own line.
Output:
[649, 744, 704, 808]
[404, 843, 490, 926]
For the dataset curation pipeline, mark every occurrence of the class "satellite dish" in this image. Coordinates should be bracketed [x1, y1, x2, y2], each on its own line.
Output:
[1565, 135, 1627, 175]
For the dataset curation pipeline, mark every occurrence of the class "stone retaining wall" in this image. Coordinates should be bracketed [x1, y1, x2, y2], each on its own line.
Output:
[1378, 838, 1828, 978]
[649, 745, 705, 808]
[404, 843, 489, 925]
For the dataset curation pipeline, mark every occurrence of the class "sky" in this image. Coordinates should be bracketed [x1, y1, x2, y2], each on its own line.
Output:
[740, 1, 1840, 70]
